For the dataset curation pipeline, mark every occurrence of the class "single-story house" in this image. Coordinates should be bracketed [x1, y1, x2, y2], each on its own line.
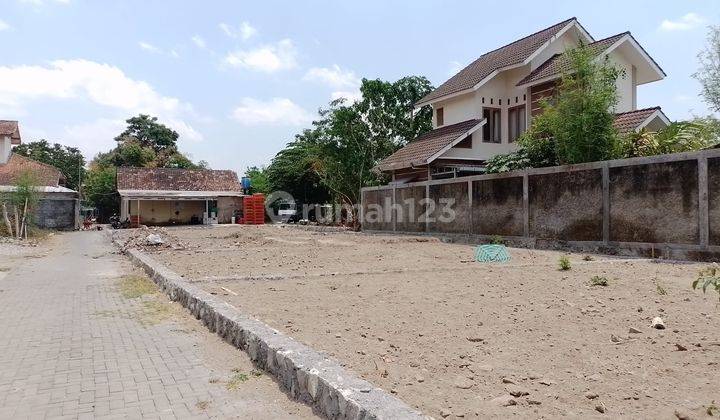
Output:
[376, 18, 671, 183]
[116, 167, 245, 226]
[0, 120, 80, 230]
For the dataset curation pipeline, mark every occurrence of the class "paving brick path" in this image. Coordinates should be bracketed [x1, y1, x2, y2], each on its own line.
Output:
[0, 231, 316, 419]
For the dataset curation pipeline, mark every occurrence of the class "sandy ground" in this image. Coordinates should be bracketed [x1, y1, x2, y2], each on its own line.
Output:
[119, 225, 720, 419]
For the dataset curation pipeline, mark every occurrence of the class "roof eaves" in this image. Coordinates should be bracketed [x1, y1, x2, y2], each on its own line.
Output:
[426, 119, 487, 164]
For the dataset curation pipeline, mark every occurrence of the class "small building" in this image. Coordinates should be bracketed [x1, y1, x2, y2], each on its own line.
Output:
[116, 167, 245, 226]
[376, 18, 670, 183]
[0, 120, 80, 230]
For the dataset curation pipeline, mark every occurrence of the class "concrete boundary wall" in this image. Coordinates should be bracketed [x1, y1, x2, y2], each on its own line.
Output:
[113, 238, 426, 420]
[362, 149, 720, 261]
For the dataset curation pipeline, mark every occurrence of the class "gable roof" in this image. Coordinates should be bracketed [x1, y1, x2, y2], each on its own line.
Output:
[375, 119, 484, 172]
[516, 32, 628, 86]
[0, 120, 21, 144]
[613, 107, 670, 135]
[0, 153, 65, 187]
[116, 167, 242, 193]
[416, 17, 585, 106]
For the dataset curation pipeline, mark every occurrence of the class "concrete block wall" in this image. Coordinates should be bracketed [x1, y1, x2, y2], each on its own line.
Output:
[34, 195, 79, 230]
[361, 149, 720, 261]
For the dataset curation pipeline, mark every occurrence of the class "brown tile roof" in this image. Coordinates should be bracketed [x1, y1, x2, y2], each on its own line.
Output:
[613, 107, 665, 135]
[0, 154, 64, 187]
[0, 120, 21, 144]
[375, 119, 482, 171]
[516, 32, 628, 86]
[117, 167, 242, 192]
[417, 18, 579, 105]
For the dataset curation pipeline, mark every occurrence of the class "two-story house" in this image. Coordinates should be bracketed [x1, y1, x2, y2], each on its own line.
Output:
[376, 17, 670, 183]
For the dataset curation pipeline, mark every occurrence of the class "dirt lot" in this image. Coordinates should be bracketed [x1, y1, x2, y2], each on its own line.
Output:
[119, 225, 720, 419]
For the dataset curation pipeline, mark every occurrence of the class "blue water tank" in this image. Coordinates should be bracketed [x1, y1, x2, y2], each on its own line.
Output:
[241, 177, 252, 190]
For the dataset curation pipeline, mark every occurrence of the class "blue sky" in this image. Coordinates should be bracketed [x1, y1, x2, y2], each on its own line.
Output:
[0, 0, 718, 175]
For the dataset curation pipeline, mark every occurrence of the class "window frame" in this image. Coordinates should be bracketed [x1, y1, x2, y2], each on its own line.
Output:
[436, 107, 444, 127]
[482, 107, 501, 143]
[508, 104, 527, 143]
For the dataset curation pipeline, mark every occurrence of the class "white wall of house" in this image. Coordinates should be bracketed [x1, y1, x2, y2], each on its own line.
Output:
[0, 135, 11, 164]
[606, 49, 636, 113]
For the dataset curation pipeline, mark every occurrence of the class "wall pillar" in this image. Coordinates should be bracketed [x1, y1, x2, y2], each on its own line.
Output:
[522, 173, 529, 237]
[602, 163, 610, 244]
[699, 156, 709, 248]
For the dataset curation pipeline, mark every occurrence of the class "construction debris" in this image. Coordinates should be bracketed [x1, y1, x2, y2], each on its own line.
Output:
[117, 226, 188, 251]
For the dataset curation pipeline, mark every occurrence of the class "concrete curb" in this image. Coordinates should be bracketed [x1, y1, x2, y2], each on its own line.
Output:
[113, 236, 427, 419]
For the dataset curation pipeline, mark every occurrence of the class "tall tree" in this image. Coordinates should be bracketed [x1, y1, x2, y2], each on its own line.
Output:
[12, 140, 86, 191]
[695, 25, 720, 113]
[244, 166, 270, 194]
[266, 76, 433, 212]
[115, 114, 179, 153]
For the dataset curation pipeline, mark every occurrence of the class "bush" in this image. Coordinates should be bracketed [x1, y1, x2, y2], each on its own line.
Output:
[693, 265, 720, 301]
[590, 276, 608, 287]
[558, 256, 571, 271]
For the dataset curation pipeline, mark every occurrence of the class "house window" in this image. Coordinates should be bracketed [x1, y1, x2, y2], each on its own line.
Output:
[508, 105, 526, 143]
[454, 134, 472, 149]
[436, 107, 444, 126]
[482, 108, 501, 143]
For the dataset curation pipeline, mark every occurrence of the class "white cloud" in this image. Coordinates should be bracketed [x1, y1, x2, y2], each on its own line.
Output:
[224, 39, 298, 72]
[239, 21, 257, 40]
[659, 13, 707, 31]
[231, 97, 312, 126]
[330, 90, 362, 103]
[138, 41, 160, 53]
[138, 41, 180, 58]
[0, 19, 11, 31]
[219, 21, 257, 40]
[62, 118, 125, 159]
[191, 35, 206, 49]
[304, 65, 360, 89]
[0, 59, 202, 146]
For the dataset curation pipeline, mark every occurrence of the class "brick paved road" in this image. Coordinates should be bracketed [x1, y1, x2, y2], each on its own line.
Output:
[0, 231, 317, 419]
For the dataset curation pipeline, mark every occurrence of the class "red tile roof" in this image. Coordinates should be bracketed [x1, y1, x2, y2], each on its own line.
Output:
[0, 120, 21, 144]
[116, 167, 242, 192]
[613, 107, 665, 135]
[417, 18, 579, 105]
[0, 154, 65, 187]
[516, 32, 628, 86]
[375, 119, 482, 171]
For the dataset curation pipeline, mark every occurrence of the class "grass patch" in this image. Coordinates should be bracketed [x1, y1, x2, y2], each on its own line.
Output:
[118, 275, 157, 299]
[135, 300, 173, 325]
[582, 255, 594, 261]
[489, 235, 505, 245]
[590, 276, 609, 287]
[558, 256, 571, 271]
[226, 369, 262, 390]
[196, 400, 210, 410]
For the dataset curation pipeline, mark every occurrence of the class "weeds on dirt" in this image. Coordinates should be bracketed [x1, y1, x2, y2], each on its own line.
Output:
[196, 400, 210, 410]
[655, 280, 667, 295]
[693, 265, 720, 301]
[558, 256, 571, 271]
[582, 255, 594, 261]
[226, 369, 262, 390]
[590, 276, 609, 287]
[118, 275, 157, 299]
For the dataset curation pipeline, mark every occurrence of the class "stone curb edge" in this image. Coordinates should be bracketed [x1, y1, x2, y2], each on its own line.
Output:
[111, 235, 428, 420]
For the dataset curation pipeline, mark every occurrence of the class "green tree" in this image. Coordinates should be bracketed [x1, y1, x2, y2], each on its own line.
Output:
[12, 140, 86, 191]
[550, 43, 621, 164]
[244, 166, 270, 194]
[619, 118, 720, 158]
[266, 129, 330, 205]
[115, 114, 179, 154]
[83, 164, 119, 221]
[695, 25, 720, 113]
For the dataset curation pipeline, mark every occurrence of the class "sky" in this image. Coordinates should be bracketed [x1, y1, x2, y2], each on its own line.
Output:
[0, 1, 718, 175]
